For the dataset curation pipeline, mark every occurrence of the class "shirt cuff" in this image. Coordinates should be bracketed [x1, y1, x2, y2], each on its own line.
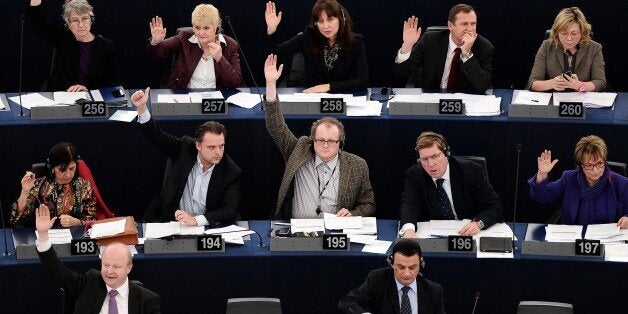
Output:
[194, 215, 209, 226]
[137, 110, 151, 124]
[399, 223, 416, 236]
[395, 49, 411, 64]
[35, 237, 52, 252]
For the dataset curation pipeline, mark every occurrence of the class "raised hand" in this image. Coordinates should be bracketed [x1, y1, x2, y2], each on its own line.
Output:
[21, 171, 36, 194]
[149, 16, 167, 45]
[35, 204, 57, 236]
[130, 87, 150, 114]
[264, 54, 283, 83]
[536, 149, 558, 183]
[30, 0, 42, 7]
[265, 1, 282, 35]
[401, 16, 421, 53]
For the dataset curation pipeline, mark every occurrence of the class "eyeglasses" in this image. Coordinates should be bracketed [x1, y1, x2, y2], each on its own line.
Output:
[581, 161, 606, 170]
[418, 152, 443, 163]
[69, 16, 91, 27]
[314, 138, 340, 146]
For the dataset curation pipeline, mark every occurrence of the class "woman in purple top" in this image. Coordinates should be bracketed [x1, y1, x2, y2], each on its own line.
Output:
[529, 135, 628, 228]
[27, 0, 119, 92]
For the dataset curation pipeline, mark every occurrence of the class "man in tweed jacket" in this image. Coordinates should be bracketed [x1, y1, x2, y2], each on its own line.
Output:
[263, 54, 375, 219]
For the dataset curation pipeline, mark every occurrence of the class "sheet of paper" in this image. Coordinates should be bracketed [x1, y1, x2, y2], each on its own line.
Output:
[109, 110, 138, 122]
[144, 222, 180, 239]
[157, 94, 190, 103]
[224, 236, 245, 245]
[179, 223, 205, 235]
[205, 224, 248, 234]
[189, 91, 224, 103]
[552, 92, 617, 108]
[428, 219, 471, 237]
[604, 243, 628, 262]
[9, 93, 63, 109]
[0, 95, 7, 110]
[90, 218, 126, 238]
[53, 91, 89, 104]
[598, 228, 628, 243]
[323, 213, 363, 230]
[35, 229, 72, 244]
[512, 90, 552, 106]
[416, 221, 437, 239]
[545, 224, 582, 242]
[348, 234, 377, 245]
[347, 101, 382, 116]
[584, 223, 621, 240]
[226, 92, 262, 109]
[343, 217, 377, 235]
[290, 219, 325, 233]
[362, 240, 392, 254]
[90, 89, 104, 101]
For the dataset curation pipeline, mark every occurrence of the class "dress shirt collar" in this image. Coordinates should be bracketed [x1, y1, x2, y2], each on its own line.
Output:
[106, 277, 129, 300]
[188, 34, 227, 46]
[395, 277, 418, 294]
[431, 162, 451, 186]
[447, 34, 461, 55]
[197, 154, 216, 174]
[315, 153, 339, 170]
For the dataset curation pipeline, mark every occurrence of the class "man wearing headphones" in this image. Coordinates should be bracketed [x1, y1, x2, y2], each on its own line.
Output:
[339, 239, 445, 314]
[264, 54, 375, 219]
[400, 131, 503, 237]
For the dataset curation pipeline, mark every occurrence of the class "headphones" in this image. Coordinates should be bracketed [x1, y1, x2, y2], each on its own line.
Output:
[415, 132, 451, 161]
[387, 239, 426, 269]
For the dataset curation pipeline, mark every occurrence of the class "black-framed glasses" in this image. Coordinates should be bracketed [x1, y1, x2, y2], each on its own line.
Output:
[581, 161, 606, 170]
[314, 138, 340, 146]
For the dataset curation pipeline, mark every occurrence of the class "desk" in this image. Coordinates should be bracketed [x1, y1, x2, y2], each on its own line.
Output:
[1, 90, 627, 224]
[1, 221, 627, 313]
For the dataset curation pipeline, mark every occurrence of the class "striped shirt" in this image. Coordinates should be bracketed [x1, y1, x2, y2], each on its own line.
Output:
[292, 154, 339, 218]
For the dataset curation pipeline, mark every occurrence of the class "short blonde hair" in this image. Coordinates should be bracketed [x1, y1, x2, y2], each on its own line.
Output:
[550, 7, 592, 48]
[191, 4, 220, 27]
[574, 135, 607, 164]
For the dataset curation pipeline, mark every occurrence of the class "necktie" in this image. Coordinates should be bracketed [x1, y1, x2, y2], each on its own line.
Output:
[446, 47, 462, 89]
[400, 286, 412, 314]
[436, 178, 455, 220]
[108, 290, 119, 314]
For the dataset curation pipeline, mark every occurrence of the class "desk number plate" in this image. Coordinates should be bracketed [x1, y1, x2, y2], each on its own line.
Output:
[81, 101, 107, 117]
[71, 239, 97, 255]
[439, 99, 464, 115]
[558, 102, 584, 118]
[320, 98, 345, 114]
[448, 235, 473, 252]
[323, 234, 349, 250]
[197, 235, 223, 251]
[575, 239, 601, 256]
[201, 99, 226, 114]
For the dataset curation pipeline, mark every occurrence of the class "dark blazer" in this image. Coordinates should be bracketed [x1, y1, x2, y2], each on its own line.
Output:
[264, 99, 375, 219]
[140, 118, 242, 225]
[37, 246, 160, 314]
[266, 26, 368, 92]
[399, 157, 503, 229]
[393, 29, 493, 93]
[339, 267, 445, 314]
[27, 5, 120, 91]
[146, 30, 242, 89]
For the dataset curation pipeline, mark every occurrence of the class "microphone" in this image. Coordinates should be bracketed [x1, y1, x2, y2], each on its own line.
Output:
[512, 144, 522, 250]
[471, 291, 481, 314]
[18, 14, 26, 117]
[1, 198, 11, 256]
[223, 16, 265, 109]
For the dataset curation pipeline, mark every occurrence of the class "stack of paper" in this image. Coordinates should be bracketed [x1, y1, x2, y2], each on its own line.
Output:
[343, 217, 377, 235]
[389, 93, 501, 116]
[90, 219, 127, 238]
[53, 91, 89, 104]
[144, 221, 204, 239]
[205, 225, 254, 245]
[9, 93, 64, 109]
[290, 219, 325, 233]
[323, 212, 363, 230]
[226, 92, 262, 108]
[428, 219, 471, 237]
[156, 94, 190, 103]
[584, 223, 621, 240]
[545, 224, 582, 242]
[0, 95, 6, 110]
[322, 213, 378, 244]
[35, 229, 72, 244]
[189, 91, 224, 103]
[604, 243, 628, 262]
[362, 240, 392, 254]
[512, 90, 552, 106]
[552, 92, 617, 108]
[278, 93, 382, 116]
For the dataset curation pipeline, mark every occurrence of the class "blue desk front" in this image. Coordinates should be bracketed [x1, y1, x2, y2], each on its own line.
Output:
[1, 221, 627, 313]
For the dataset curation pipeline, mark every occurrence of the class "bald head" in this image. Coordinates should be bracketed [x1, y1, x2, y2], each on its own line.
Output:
[101, 242, 133, 289]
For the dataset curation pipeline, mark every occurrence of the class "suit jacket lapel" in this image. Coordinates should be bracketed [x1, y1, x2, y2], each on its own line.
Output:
[423, 171, 439, 216]
[449, 159, 464, 217]
[205, 161, 224, 208]
[337, 152, 349, 208]
[435, 32, 450, 83]
[128, 284, 140, 314]
[386, 273, 401, 314]
[416, 277, 431, 313]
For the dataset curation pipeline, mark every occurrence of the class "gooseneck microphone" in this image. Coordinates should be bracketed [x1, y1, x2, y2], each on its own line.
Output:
[512, 144, 522, 249]
[18, 15, 26, 117]
[471, 291, 481, 314]
[223, 16, 265, 108]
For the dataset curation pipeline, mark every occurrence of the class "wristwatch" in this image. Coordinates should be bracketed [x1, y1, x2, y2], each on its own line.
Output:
[473, 218, 485, 230]
[460, 51, 474, 62]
